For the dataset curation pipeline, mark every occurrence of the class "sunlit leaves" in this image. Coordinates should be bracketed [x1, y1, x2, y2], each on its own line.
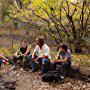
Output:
[8, 0, 90, 48]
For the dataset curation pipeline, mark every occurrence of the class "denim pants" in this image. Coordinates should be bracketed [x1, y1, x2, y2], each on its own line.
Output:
[0, 60, 2, 67]
[51, 61, 71, 76]
[30, 55, 50, 73]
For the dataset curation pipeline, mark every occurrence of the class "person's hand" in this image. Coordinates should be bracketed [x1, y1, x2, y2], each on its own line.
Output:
[33, 58, 39, 63]
[31, 55, 38, 62]
[22, 54, 26, 57]
[31, 55, 35, 60]
[52, 60, 59, 63]
[15, 56, 19, 58]
[36, 57, 41, 62]
[37, 56, 42, 59]
[36, 58, 38, 61]
[6, 58, 9, 61]
[3, 59, 9, 65]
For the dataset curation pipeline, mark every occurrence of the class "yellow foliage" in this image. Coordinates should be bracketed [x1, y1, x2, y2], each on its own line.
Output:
[72, 54, 90, 67]
[13, 43, 21, 52]
[0, 47, 12, 57]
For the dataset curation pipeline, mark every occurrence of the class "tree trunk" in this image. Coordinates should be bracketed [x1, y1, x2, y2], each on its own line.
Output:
[74, 42, 82, 53]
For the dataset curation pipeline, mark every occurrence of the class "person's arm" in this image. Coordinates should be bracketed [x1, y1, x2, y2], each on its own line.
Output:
[56, 54, 60, 60]
[22, 45, 31, 56]
[37, 55, 48, 59]
[57, 50, 71, 62]
[0, 53, 8, 61]
[0, 52, 4, 56]
[52, 51, 60, 63]
[32, 45, 38, 59]
[52, 57, 67, 63]
[14, 49, 20, 56]
[16, 49, 20, 53]
[15, 49, 20, 54]
[57, 58, 68, 62]
[38, 46, 50, 59]
[32, 52, 36, 58]
[36, 55, 48, 62]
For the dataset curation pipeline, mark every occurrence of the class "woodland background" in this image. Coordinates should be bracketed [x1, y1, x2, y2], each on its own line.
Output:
[0, 0, 90, 90]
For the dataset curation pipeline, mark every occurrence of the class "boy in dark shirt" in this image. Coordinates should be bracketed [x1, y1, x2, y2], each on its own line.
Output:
[51, 43, 71, 82]
[13, 40, 31, 70]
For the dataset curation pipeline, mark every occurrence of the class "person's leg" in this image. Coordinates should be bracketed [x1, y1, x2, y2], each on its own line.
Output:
[41, 58, 50, 74]
[22, 55, 30, 70]
[51, 62, 61, 71]
[13, 56, 18, 65]
[17, 56, 23, 67]
[30, 55, 38, 71]
[60, 62, 71, 80]
[0, 60, 2, 67]
[26, 55, 31, 68]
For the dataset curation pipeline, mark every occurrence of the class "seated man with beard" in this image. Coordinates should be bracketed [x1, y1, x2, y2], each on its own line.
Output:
[30, 36, 51, 75]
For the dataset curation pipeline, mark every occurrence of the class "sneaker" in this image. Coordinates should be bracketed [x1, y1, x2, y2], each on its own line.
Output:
[30, 69, 37, 73]
[59, 75, 65, 83]
[11, 65, 17, 70]
[59, 76, 65, 83]
[20, 68, 25, 71]
[39, 72, 45, 75]
[59, 78, 64, 82]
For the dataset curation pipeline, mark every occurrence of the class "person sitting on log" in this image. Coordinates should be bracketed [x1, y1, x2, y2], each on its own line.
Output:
[30, 36, 51, 75]
[13, 40, 31, 70]
[51, 43, 71, 82]
[0, 51, 9, 67]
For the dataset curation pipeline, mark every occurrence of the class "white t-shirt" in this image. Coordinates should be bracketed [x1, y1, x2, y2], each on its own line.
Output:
[33, 44, 51, 59]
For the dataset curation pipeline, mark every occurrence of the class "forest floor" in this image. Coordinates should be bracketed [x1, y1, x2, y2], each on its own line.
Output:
[0, 64, 90, 90]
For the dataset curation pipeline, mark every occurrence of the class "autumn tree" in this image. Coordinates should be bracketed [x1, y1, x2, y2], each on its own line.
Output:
[9, 0, 90, 53]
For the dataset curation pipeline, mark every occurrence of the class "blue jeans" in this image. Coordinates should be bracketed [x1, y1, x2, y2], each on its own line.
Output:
[51, 61, 71, 76]
[30, 55, 50, 73]
[0, 60, 2, 66]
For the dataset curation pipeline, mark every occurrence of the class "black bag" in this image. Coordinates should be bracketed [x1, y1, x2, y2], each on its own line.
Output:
[42, 71, 60, 82]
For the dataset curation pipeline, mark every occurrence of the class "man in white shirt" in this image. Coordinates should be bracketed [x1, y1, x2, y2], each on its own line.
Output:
[30, 36, 51, 75]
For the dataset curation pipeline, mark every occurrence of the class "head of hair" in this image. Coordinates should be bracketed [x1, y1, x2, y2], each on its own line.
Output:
[60, 43, 68, 51]
[21, 40, 27, 44]
[37, 36, 44, 45]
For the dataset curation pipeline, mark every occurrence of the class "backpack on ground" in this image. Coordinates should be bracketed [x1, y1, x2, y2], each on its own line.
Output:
[42, 71, 60, 82]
